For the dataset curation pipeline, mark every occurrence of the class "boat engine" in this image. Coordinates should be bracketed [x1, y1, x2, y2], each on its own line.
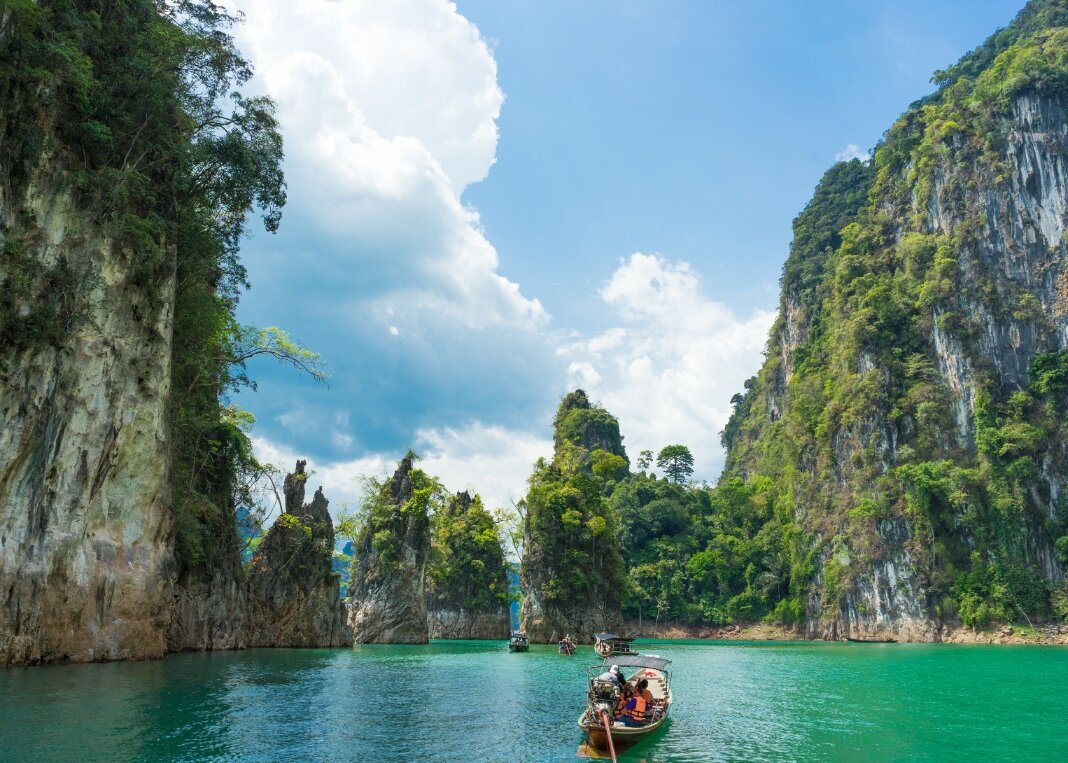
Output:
[587, 679, 620, 721]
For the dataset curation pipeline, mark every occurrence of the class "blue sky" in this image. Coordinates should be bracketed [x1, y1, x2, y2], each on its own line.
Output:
[232, 0, 1024, 509]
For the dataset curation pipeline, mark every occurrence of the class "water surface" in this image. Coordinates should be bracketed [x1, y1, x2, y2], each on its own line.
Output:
[1, 639, 1065, 761]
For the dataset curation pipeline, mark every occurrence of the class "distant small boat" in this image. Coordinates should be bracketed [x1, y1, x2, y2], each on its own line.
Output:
[579, 653, 673, 753]
[845, 636, 898, 643]
[559, 635, 577, 655]
[594, 632, 636, 659]
[508, 632, 530, 652]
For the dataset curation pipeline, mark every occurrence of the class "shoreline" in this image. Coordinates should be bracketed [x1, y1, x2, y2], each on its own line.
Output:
[623, 620, 1068, 645]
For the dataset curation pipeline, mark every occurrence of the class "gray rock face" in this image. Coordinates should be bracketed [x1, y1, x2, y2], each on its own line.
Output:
[245, 461, 350, 647]
[348, 454, 430, 644]
[735, 90, 1068, 641]
[848, 92, 1068, 637]
[427, 608, 509, 640]
[519, 590, 624, 644]
[167, 568, 247, 653]
[167, 498, 247, 653]
[0, 170, 175, 665]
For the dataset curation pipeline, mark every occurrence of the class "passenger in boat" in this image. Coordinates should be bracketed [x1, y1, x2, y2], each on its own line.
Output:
[596, 664, 625, 688]
[637, 678, 653, 705]
[620, 689, 648, 727]
[614, 683, 634, 719]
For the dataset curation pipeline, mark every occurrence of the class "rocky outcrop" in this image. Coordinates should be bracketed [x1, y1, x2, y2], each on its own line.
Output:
[721, 2, 1068, 640]
[425, 490, 510, 640]
[807, 89, 1068, 639]
[521, 390, 627, 643]
[166, 564, 247, 653]
[0, 165, 176, 665]
[520, 591, 624, 645]
[553, 389, 629, 463]
[348, 454, 431, 643]
[245, 461, 350, 647]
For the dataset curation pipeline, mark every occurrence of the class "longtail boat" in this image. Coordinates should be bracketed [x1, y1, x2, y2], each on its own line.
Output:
[578, 654, 672, 753]
[559, 635, 577, 655]
[508, 632, 529, 652]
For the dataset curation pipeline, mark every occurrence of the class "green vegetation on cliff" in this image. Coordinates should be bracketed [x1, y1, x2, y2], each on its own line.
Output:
[427, 491, 511, 615]
[720, 0, 1068, 628]
[0, 2, 319, 577]
[351, 453, 438, 574]
[521, 390, 627, 620]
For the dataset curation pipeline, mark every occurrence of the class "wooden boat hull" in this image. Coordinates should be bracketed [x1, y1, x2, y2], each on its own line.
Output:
[845, 637, 897, 643]
[508, 644, 529, 652]
[578, 712, 667, 750]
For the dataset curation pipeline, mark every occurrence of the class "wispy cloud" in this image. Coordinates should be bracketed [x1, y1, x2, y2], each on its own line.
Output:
[233, 2, 775, 501]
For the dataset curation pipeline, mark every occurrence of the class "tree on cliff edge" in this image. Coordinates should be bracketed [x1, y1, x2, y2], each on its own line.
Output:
[657, 445, 694, 484]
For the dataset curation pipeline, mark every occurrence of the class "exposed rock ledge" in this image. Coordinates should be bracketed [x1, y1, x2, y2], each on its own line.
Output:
[521, 590, 624, 644]
[245, 461, 351, 647]
[428, 608, 509, 640]
[348, 454, 430, 644]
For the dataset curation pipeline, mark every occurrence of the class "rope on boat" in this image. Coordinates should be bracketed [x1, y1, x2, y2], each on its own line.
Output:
[599, 710, 618, 763]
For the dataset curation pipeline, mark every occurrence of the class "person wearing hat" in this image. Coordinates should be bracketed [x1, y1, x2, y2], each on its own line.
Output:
[596, 664, 626, 688]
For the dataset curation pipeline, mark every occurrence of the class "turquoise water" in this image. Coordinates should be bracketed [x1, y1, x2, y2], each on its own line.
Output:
[1, 639, 1066, 761]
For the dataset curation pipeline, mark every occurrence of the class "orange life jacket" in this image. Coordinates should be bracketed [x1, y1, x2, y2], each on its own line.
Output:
[626, 695, 647, 722]
[641, 688, 653, 704]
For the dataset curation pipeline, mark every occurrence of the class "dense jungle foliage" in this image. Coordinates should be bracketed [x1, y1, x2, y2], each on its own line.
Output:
[426, 491, 511, 615]
[0, 2, 317, 576]
[720, 0, 1068, 628]
[350, 453, 436, 575]
[341, 453, 511, 613]
[521, 391, 628, 616]
[517, 390, 807, 626]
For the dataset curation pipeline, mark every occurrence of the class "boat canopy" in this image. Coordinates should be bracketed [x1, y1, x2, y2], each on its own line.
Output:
[605, 654, 672, 671]
[593, 632, 633, 642]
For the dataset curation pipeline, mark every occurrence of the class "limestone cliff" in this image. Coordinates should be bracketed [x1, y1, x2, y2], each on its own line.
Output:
[0, 2, 340, 664]
[520, 390, 627, 643]
[348, 454, 431, 643]
[426, 491, 510, 640]
[245, 461, 350, 647]
[722, 0, 1068, 639]
[0, 108, 176, 663]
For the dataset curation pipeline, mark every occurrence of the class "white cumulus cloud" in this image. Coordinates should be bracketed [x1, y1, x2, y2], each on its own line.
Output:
[559, 253, 774, 481]
[835, 143, 871, 163]
[233, 0, 546, 336]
